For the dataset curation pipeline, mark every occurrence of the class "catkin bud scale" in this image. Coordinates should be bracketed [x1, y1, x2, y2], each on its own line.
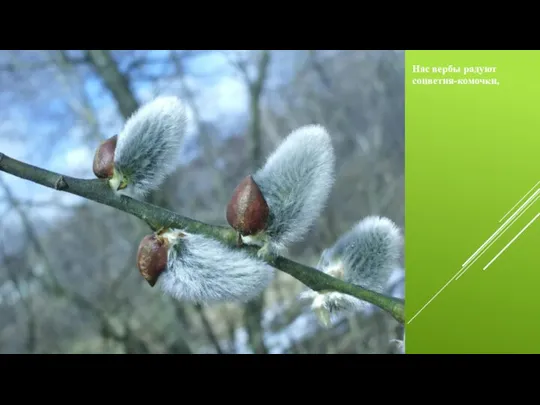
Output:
[226, 175, 269, 236]
[92, 135, 118, 179]
[137, 233, 170, 287]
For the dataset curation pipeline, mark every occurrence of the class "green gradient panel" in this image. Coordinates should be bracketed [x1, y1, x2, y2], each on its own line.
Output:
[405, 51, 540, 354]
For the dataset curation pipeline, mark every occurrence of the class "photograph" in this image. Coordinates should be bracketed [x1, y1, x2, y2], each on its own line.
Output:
[0, 50, 405, 354]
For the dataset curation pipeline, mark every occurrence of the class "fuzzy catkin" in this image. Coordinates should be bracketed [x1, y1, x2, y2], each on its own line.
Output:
[249, 124, 335, 254]
[331, 216, 403, 292]
[156, 230, 275, 304]
[300, 216, 403, 326]
[113, 96, 186, 198]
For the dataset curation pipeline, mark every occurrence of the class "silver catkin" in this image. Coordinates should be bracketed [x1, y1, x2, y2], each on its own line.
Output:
[113, 96, 187, 198]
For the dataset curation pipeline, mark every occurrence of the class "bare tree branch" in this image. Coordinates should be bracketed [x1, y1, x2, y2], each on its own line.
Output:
[0, 152, 405, 324]
[85, 50, 139, 120]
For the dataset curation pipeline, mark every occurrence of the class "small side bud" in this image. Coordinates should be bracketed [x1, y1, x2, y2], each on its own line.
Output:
[92, 135, 117, 179]
[137, 233, 169, 287]
[226, 175, 269, 236]
[313, 295, 332, 328]
[300, 290, 369, 328]
[326, 263, 344, 280]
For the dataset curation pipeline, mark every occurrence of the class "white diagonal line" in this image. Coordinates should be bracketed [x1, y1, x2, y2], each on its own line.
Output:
[407, 272, 460, 325]
[483, 213, 539, 271]
[408, 183, 540, 325]
[455, 192, 539, 280]
[499, 181, 540, 223]
[462, 187, 540, 269]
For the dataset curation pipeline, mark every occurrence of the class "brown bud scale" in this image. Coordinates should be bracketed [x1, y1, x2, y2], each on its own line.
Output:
[137, 233, 169, 287]
[93, 135, 118, 179]
[226, 175, 269, 236]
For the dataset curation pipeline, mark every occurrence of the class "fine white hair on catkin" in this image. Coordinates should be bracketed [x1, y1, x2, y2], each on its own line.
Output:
[334, 215, 403, 292]
[252, 124, 335, 254]
[156, 230, 275, 304]
[114, 96, 187, 198]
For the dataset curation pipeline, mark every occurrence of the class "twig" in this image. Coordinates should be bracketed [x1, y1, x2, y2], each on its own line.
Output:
[0, 152, 405, 324]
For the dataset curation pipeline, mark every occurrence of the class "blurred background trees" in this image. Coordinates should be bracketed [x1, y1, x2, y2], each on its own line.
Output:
[0, 50, 404, 354]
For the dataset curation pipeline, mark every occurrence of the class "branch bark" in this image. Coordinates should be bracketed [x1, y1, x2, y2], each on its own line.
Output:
[0, 152, 405, 324]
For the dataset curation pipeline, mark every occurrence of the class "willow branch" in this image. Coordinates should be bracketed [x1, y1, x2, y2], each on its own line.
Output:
[0, 152, 405, 324]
